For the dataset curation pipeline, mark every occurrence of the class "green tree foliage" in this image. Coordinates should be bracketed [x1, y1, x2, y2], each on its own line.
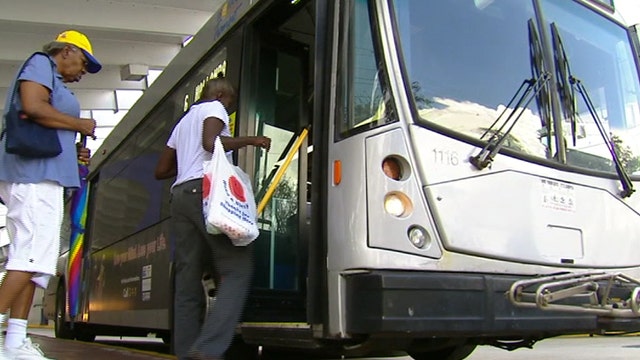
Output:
[269, 177, 298, 235]
[612, 134, 640, 174]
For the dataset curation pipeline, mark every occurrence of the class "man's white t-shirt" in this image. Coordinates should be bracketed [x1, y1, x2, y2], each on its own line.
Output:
[167, 100, 232, 189]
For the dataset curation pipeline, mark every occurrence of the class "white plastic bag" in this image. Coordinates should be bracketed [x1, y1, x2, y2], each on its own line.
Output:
[202, 161, 222, 236]
[202, 137, 259, 245]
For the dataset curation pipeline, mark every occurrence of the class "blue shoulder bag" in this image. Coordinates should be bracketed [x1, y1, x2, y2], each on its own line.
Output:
[1, 52, 62, 158]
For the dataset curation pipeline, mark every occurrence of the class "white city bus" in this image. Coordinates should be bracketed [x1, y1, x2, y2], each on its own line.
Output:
[45, 0, 640, 358]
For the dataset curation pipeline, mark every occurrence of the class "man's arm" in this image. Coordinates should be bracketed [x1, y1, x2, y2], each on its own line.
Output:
[202, 116, 271, 152]
[155, 146, 177, 179]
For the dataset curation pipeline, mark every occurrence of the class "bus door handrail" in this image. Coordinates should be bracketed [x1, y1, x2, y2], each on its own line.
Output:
[257, 127, 309, 215]
[255, 131, 300, 201]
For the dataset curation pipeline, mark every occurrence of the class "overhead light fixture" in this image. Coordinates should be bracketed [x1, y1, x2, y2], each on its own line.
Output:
[120, 64, 149, 81]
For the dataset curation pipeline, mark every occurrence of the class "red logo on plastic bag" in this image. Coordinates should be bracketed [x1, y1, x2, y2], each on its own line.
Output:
[228, 175, 246, 202]
[203, 174, 211, 199]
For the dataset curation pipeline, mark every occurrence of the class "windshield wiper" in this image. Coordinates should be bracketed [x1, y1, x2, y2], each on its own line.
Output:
[529, 19, 553, 157]
[551, 23, 634, 198]
[470, 20, 551, 170]
[551, 24, 578, 148]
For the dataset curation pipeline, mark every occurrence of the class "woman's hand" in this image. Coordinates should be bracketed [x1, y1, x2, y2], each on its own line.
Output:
[77, 118, 97, 139]
[76, 143, 91, 163]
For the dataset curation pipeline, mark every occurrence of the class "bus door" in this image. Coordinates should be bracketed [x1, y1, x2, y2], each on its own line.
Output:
[243, 28, 311, 323]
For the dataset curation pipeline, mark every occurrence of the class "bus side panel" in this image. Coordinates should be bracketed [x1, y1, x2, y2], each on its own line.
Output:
[86, 221, 172, 330]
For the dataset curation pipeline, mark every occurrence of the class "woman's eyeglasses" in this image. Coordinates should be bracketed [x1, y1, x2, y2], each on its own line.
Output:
[70, 46, 89, 69]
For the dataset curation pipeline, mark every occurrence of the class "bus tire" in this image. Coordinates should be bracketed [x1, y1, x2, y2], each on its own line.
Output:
[75, 326, 96, 342]
[408, 344, 477, 360]
[54, 284, 75, 339]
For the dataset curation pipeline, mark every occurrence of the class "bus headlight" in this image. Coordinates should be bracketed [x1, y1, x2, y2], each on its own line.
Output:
[408, 225, 431, 249]
[384, 192, 412, 217]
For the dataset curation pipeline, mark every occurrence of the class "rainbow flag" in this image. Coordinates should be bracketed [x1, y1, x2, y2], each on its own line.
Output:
[68, 161, 89, 320]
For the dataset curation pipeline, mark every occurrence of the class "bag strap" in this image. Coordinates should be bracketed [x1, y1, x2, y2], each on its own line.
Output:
[1, 52, 56, 140]
[8, 52, 55, 109]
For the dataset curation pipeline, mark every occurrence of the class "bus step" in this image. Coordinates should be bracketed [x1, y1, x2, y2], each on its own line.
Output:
[507, 271, 640, 318]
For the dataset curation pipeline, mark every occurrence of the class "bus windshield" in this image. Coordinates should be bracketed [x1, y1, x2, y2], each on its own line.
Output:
[392, 0, 640, 174]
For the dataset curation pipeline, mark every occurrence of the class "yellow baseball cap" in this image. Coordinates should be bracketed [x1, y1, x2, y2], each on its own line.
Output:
[55, 30, 102, 73]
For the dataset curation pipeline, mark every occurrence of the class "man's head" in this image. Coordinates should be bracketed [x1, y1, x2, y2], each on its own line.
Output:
[200, 77, 237, 110]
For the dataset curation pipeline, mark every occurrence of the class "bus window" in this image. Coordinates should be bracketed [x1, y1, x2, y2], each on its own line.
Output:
[337, 0, 396, 139]
[541, 0, 640, 174]
[88, 96, 181, 250]
[394, 0, 550, 160]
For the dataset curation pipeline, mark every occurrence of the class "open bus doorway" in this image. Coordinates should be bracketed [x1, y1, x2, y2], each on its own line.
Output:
[241, 0, 314, 326]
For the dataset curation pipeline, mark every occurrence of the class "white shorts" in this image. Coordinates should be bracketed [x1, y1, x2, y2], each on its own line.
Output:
[0, 181, 63, 288]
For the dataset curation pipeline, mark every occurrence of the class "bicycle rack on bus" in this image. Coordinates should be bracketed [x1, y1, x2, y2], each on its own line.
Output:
[508, 271, 640, 318]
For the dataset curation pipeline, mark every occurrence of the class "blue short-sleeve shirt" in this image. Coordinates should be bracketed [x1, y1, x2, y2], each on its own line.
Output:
[0, 53, 82, 188]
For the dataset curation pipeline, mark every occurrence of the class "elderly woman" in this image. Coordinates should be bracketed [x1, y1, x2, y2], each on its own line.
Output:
[0, 30, 100, 359]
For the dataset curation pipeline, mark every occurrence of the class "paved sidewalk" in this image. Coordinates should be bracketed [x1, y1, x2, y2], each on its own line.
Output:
[32, 335, 175, 360]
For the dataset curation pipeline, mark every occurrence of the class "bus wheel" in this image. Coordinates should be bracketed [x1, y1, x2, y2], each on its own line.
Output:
[408, 344, 477, 360]
[75, 326, 96, 342]
[54, 285, 75, 339]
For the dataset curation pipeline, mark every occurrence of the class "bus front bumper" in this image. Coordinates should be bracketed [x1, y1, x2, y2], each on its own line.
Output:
[344, 270, 640, 336]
